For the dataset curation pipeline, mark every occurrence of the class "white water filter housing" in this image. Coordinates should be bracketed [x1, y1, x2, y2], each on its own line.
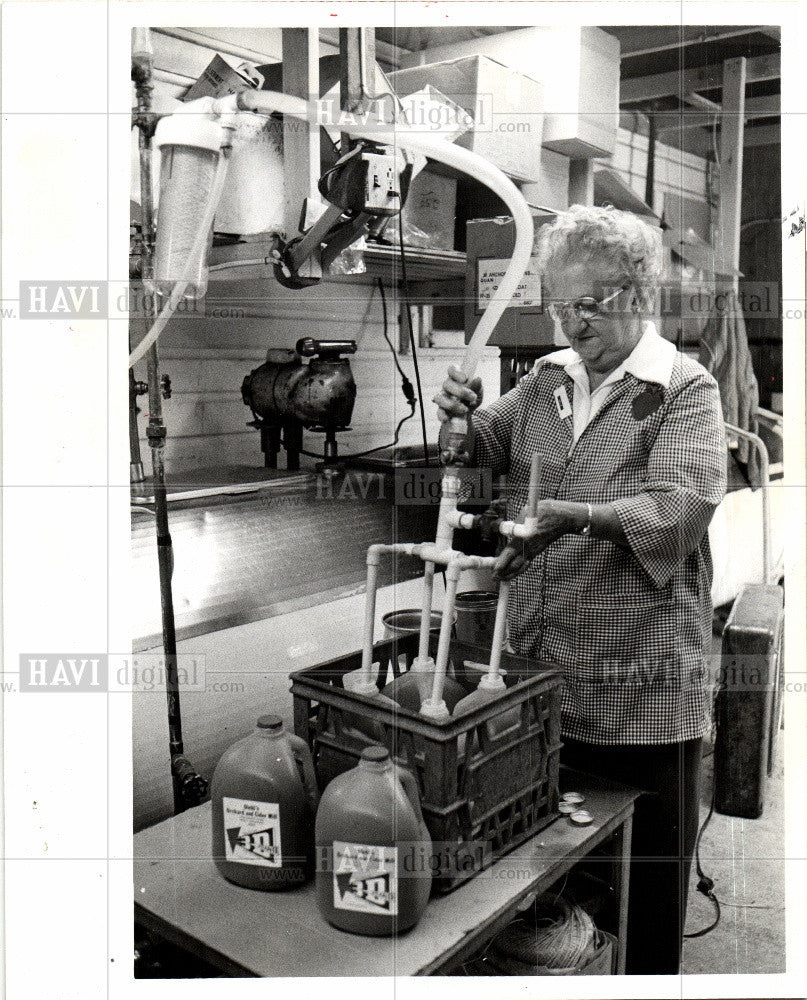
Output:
[153, 107, 225, 298]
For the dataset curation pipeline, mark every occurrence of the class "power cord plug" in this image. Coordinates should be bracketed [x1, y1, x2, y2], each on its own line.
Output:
[401, 375, 416, 409]
[696, 875, 715, 899]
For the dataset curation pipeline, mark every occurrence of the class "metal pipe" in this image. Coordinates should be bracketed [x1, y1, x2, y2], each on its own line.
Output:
[645, 104, 657, 213]
[132, 30, 206, 814]
[129, 369, 145, 482]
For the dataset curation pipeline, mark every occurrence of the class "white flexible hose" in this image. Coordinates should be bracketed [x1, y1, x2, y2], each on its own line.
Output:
[129, 152, 230, 368]
[131, 92, 534, 373]
[224, 92, 535, 700]
[231, 90, 535, 379]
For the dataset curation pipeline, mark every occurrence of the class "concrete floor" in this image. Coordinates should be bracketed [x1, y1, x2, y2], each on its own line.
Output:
[682, 747, 786, 974]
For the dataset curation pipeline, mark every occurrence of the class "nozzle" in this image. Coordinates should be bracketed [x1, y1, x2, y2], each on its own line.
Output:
[419, 697, 451, 722]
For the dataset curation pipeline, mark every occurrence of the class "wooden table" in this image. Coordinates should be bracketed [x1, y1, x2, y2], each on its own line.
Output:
[134, 772, 639, 977]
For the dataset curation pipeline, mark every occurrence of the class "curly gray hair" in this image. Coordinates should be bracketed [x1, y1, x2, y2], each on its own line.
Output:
[535, 204, 663, 295]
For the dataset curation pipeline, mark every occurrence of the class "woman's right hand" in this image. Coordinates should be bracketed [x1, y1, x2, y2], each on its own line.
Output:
[432, 365, 483, 424]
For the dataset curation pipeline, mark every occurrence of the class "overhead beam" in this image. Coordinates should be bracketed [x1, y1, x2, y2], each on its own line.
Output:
[718, 58, 746, 282]
[758, 26, 782, 42]
[618, 25, 774, 58]
[743, 123, 781, 148]
[621, 52, 779, 103]
[655, 94, 781, 132]
[320, 27, 402, 67]
[673, 121, 781, 156]
[155, 26, 283, 66]
[683, 92, 721, 112]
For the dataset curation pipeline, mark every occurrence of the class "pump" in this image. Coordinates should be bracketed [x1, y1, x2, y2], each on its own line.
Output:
[241, 338, 358, 470]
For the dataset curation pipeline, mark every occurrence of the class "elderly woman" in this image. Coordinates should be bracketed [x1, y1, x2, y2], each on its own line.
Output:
[435, 205, 727, 975]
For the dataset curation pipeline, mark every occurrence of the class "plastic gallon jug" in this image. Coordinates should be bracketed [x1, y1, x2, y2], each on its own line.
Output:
[315, 746, 432, 935]
[211, 715, 319, 891]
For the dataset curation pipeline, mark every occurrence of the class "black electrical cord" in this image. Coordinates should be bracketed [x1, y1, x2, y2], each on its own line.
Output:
[377, 277, 415, 406]
[289, 405, 415, 461]
[316, 142, 364, 204]
[397, 219, 431, 467]
[683, 765, 721, 938]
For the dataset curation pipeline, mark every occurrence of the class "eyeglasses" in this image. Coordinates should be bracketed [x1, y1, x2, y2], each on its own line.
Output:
[547, 285, 629, 325]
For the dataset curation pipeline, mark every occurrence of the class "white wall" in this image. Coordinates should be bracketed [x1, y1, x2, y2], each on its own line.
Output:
[132, 275, 498, 474]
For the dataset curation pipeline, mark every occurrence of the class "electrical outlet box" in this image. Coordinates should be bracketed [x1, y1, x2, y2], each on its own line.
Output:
[362, 152, 402, 216]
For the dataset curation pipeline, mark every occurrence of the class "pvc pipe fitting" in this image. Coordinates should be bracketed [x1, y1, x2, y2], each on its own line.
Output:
[445, 510, 476, 530]
[419, 697, 451, 722]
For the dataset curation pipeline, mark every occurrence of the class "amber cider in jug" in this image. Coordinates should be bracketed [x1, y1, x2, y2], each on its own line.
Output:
[210, 715, 319, 890]
[315, 746, 432, 935]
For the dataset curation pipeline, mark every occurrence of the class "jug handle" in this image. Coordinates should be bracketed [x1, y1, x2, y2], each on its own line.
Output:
[288, 733, 321, 811]
[393, 762, 425, 826]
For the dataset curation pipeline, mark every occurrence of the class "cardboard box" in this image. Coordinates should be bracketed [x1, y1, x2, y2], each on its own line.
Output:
[399, 27, 620, 158]
[520, 148, 571, 212]
[465, 213, 557, 348]
[182, 53, 264, 102]
[390, 56, 544, 183]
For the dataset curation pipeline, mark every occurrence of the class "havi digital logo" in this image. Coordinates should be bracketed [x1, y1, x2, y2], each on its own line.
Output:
[19, 655, 108, 692]
[19, 282, 107, 318]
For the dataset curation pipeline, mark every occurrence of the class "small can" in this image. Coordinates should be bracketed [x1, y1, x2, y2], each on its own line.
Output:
[570, 809, 593, 826]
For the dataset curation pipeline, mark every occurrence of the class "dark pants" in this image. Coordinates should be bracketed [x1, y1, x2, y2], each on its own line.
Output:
[561, 737, 703, 975]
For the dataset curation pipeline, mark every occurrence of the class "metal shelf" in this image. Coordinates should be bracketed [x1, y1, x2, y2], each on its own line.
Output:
[208, 236, 466, 287]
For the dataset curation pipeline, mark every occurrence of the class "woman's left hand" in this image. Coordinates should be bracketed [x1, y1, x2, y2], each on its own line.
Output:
[492, 500, 577, 581]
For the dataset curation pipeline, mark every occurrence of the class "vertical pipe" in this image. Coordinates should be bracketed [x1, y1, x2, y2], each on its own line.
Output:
[133, 31, 188, 814]
[527, 453, 541, 517]
[129, 369, 144, 482]
[417, 562, 436, 662]
[424, 569, 460, 716]
[435, 474, 460, 552]
[359, 559, 380, 688]
[485, 581, 510, 683]
[645, 106, 657, 213]
[719, 57, 747, 289]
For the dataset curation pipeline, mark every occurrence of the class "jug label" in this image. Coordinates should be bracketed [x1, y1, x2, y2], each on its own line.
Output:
[332, 840, 398, 916]
[223, 797, 282, 867]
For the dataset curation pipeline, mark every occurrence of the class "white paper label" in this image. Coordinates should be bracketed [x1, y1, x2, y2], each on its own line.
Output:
[477, 256, 542, 310]
[223, 797, 282, 867]
[332, 840, 398, 916]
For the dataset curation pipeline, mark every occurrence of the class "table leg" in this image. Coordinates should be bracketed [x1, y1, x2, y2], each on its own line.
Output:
[611, 814, 633, 975]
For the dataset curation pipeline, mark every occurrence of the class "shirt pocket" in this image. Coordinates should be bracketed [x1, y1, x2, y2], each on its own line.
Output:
[572, 596, 679, 688]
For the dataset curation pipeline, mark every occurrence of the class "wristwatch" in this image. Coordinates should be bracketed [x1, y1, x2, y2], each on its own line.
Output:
[579, 503, 593, 537]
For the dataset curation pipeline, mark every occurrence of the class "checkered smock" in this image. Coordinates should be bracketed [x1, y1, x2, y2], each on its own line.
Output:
[472, 352, 727, 744]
